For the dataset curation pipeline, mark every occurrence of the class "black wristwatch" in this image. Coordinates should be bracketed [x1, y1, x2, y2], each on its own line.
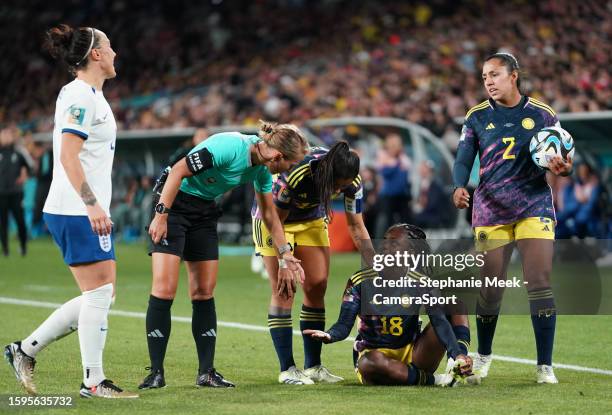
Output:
[155, 202, 171, 214]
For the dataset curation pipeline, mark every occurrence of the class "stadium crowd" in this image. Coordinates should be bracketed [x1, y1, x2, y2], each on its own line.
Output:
[2, 0, 610, 136]
[0, 0, 610, 248]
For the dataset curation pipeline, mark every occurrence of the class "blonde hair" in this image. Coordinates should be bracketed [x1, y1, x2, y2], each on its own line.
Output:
[258, 120, 309, 161]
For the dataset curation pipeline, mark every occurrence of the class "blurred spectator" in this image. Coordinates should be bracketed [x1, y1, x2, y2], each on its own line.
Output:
[112, 175, 154, 241]
[31, 142, 53, 236]
[360, 166, 379, 237]
[375, 133, 412, 237]
[0, 128, 31, 256]
[1, 0, 609, 139]
[413, 160, 451, 229]
[556, 162, 602, 238]
[169, 127, 209, 166]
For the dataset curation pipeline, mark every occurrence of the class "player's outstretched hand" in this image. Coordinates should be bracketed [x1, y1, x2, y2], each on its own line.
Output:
[303, 329, 331, 343]
[548, 155, 573, 176]
[453, 187, 470, 209]
[454, 354, 473, 376]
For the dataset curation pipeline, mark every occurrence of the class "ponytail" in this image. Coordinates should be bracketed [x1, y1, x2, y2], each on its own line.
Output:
[315, 141, 360, 218]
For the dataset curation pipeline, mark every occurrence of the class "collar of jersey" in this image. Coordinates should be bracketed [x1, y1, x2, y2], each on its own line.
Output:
[247, 136, 264, 168]
[491, 95, 527, 112]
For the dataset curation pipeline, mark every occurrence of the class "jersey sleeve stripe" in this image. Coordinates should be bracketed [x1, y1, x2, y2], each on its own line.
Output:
[61, 128, 88, 140]
[530, 98, 556, 113]
[287, 164, 310, 187]
[289, 170, 311, 188]
[528, 98, 556, 116]
[350, 269, 377, 285]
[465, 100, 490, 120]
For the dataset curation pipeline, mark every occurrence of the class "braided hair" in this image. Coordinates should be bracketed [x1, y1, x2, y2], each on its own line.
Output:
[385, 223, 432, 259]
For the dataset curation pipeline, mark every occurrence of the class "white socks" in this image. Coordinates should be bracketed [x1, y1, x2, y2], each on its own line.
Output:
[21, 295, 82, 357]
[79, 283, 113, 387]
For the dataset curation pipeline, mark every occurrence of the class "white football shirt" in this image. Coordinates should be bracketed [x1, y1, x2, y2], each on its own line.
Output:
[43, 79, 117, 216]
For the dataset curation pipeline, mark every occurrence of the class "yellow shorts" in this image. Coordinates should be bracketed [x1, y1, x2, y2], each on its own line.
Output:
[356, 343, 414, 384]
[474, 216, 555, 251]
[252, 217, 329, 257]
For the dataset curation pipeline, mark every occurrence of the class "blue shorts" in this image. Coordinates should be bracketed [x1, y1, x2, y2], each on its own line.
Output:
[43, 213, 116, 266]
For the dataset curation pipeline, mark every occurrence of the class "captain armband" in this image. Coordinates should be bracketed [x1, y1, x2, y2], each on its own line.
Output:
[185, 148, 214, 175]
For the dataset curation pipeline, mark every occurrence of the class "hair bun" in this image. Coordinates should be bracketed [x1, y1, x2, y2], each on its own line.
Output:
[258, 120, 277, 135]
[44, 24, 75, 59]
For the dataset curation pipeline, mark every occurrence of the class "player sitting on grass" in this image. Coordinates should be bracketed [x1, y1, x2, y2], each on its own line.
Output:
[305, 224, 476, 386]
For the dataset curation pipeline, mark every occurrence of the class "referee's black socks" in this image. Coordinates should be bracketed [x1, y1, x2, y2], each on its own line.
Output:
[300, 305, 325, 369]
[146, 295, 173, 372]
[192, 298, 217, 373]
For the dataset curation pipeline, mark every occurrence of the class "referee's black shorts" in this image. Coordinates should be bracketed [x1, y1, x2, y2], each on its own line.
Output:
[148, 191, 222, 261]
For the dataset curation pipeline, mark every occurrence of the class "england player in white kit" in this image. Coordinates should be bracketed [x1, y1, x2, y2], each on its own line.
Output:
[4, 24, 137, 399]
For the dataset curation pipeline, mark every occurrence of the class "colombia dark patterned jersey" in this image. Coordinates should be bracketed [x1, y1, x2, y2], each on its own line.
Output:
[325, 268, 462, 358]
[251, 146, 363, 223]
[454, 96, 560, 227]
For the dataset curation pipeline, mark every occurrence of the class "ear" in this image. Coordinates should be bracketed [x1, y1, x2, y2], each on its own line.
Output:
[271, 149, 283, 161]
[90, 48, 102, 62]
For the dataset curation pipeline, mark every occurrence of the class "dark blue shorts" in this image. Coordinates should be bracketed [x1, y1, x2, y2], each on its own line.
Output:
[43, 213, 116, 266]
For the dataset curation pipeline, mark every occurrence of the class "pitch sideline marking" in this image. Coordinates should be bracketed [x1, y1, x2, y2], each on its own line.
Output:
[1, 296, 611, 377]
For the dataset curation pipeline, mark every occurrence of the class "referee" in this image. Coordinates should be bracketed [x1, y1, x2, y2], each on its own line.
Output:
[0, 128, 31, 257]
[140, 121, 308, 389]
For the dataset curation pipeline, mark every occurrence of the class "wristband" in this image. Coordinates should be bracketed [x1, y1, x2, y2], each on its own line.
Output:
[278, 243, 293, 256]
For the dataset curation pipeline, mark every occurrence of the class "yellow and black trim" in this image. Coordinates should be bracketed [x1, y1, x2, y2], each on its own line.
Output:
[287, 164, 311, 188]
[350, 268, 378, 286]
[465, 100, 490, 120]
[528, 97, 556, 117]
[253, 218, 264, 248]
[267, 316, 293, 329]
[299, 310, 326, 322]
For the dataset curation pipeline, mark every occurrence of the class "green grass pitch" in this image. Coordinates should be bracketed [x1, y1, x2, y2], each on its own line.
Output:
[1, 239, 611, 414]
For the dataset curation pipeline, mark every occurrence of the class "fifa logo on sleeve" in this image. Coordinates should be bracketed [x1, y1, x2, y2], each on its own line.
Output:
[187, 152, 203, 172]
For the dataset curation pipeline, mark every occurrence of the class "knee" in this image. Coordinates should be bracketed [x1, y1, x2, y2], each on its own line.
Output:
[480, 287, 504, 305]
[358, 352, 385, 383]
[448, 313, 469, 327]
[270, 294, 293, 310]
[525, 268, 552, 288]
[303, 278, 328, 300]
[151, 288, 176, 300]
[190, 286, 214, 301]
[151, 279, 177, 300]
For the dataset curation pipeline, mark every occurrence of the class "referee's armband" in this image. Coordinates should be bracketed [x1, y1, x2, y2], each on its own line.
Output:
[185, 148, 214, 175]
